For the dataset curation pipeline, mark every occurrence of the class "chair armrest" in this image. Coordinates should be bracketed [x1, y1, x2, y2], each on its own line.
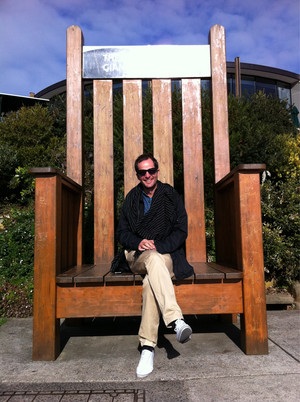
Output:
[31, 167, 83, 275]
[29, 167, 82, 193]
[216, 164, 266, 191]
[214, 163, 266, 271]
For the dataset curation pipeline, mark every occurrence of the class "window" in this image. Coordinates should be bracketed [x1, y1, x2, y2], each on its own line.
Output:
[241, 75, 255, 97]
[277, 81, 291, 104]
[256, 77, 276, 96]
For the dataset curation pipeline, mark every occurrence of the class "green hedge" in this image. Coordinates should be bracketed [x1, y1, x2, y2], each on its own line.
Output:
[0, 92, 298, 290]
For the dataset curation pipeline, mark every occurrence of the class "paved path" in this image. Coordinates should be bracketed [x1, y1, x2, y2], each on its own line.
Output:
[0, 310, 299, 401]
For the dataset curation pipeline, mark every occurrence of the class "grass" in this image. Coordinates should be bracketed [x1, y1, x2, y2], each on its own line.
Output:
[0, 317, 8, 326]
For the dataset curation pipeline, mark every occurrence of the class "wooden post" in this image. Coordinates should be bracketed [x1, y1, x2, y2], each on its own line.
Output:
[235, 172, 268, 354]
[32, 174, 61, 360]
[209, 25, 230, 183]
[66, 25, 84, 265]
[235, 57, 241, 98]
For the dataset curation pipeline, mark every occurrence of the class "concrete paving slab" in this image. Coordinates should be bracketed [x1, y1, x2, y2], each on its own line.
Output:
[0, 311, 299, 401]
[266, 310, 300, 361]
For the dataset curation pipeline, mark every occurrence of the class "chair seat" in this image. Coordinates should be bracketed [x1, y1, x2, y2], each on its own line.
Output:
[56, 261, 243, 285]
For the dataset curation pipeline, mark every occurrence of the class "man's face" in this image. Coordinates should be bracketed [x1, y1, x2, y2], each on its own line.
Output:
[136, 158, 159, 192]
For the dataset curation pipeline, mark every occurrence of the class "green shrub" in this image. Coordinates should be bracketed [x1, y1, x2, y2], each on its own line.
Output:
[0, 143, 18, 199]
[0, 104, 66, 203]
[0, 205, 34, 281]
[0, 88, 298, 293]
[261, 133, 299, 286]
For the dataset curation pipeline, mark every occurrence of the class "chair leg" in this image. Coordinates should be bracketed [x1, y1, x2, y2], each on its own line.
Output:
[32, 174, 61, 360]
[32, 298, 60, 361]
[240, 278, 268, 355]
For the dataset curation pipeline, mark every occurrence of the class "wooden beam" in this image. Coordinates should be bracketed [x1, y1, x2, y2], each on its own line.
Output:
[94, 80, 115, 264]
[56, 281, 243, 318]
[152, 79, 173, 185]
[66, 25, 84, 265]
[123, 80, 143, 195]
[209, 25, 230, 183]
[182, 79, 206, 261]
[66, 25, 83, 185]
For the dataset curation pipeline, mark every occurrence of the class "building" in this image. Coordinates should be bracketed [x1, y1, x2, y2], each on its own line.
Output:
[0, 93, 49, 115]
[34, 61, 300, 114]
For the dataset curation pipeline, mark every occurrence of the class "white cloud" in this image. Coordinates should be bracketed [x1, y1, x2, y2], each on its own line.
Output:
[0, 0, 299, 96]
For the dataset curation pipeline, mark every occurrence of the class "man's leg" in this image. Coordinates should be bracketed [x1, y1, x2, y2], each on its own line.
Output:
[138, 277, 161, 348]
[126, 250, 192, 378]
[126, 250, 183, 341]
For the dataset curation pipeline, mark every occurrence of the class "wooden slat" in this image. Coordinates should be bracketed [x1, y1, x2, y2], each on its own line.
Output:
[208, 262, 243, 279]
[209, 25, 230, 183]
[94, 80, 114, 264]
[75, 263, 111, 283]
[182, 79, 206, 261]
[123, 80, 143, 196]
[193, 262, 224, 280]
[175, 281, 243, 314]
[66, 25, 84, 265]
[66, 25, 83, 185]
[56, 281, 243, 318]
[152, 79, 173, 185]
[57, 286, 143, 318]
[56, 265, 95, 284]
[105, 272, 143, 284]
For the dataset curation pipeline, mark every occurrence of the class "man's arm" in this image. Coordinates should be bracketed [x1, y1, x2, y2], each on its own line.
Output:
[154, 192, 188, 254]
[116, 206, 143, 251]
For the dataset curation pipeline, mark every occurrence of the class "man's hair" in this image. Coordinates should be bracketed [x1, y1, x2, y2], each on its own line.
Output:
[134, 153, 159, 172]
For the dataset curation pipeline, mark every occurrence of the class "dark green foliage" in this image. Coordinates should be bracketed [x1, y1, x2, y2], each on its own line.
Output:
[0, 104, 59, 168]
[0, 104, 66, 204]
[0, 85, 298, 317]
[228, 92, 296, 168]
[142, 86, 154, 153]
[172, 86, 184, 195]
[0, 143, 18, 199]
[262, 176, 299, 286]
[260, 134, 299, 286]
[0, 205, 34, 280]
[228, 93, 299, 285]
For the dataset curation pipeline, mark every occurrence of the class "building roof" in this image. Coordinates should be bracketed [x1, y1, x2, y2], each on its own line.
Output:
[34, 62, 300, 100]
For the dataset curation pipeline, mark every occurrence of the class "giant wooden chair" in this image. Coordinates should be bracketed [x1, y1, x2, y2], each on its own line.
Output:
[30, 25, 268, 360]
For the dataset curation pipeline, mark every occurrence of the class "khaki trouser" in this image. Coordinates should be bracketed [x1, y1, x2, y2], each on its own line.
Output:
[125, 250, 183, 348]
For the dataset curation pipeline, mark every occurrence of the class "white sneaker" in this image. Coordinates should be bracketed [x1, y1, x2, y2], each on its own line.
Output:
[174, 319, 192, 343]
[136, 349, 154, 378]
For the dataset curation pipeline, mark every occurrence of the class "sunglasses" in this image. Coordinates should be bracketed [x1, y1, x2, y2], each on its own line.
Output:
[137, 168, 158, 177]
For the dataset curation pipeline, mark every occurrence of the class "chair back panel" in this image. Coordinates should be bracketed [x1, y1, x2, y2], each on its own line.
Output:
[66, 24, 230, 265]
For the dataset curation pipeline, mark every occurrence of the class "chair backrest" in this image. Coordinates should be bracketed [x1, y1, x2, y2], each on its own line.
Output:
[66, 24, 230, 265]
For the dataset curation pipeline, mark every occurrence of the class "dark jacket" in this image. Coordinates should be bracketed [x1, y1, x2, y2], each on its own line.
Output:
[116, 181, 194, 280]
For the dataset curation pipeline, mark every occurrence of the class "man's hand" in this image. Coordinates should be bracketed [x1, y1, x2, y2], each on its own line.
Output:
[138, 239, 156, 251]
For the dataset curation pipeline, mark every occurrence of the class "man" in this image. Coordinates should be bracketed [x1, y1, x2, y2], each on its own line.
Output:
[116, 153, 194, 378]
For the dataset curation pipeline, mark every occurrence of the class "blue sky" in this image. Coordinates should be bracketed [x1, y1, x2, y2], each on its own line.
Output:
[1, 0, 299, 97]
